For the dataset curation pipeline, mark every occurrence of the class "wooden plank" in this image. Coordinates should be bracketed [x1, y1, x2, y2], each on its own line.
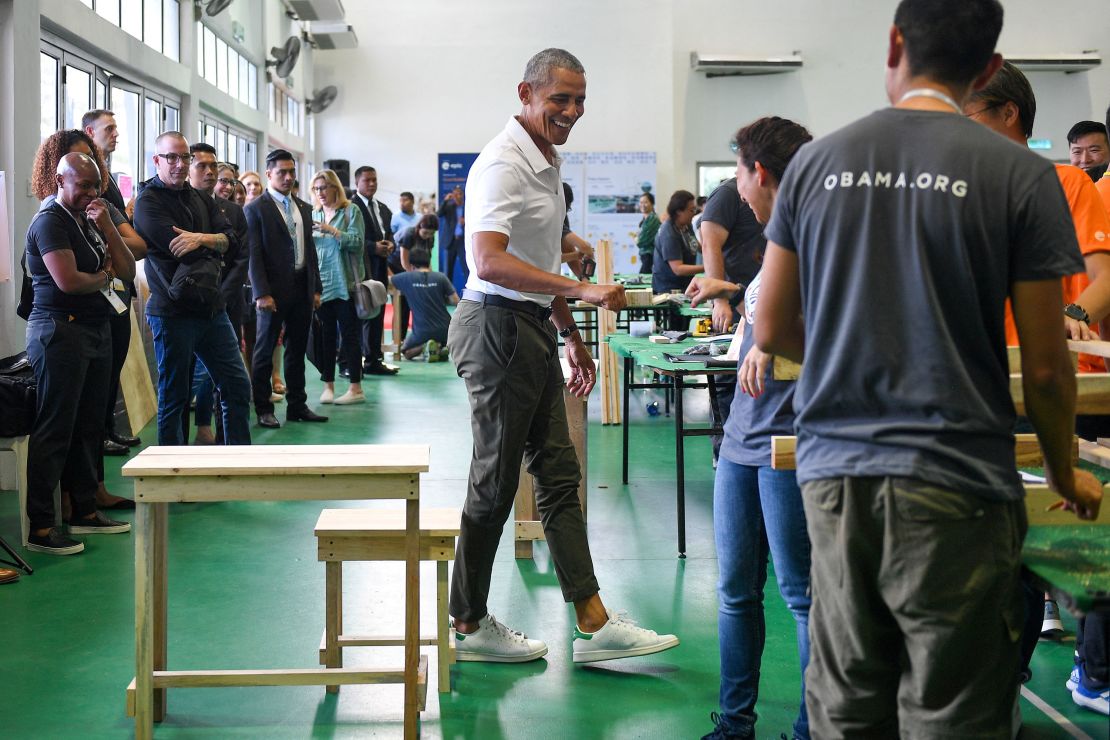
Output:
[122, 444, 431, 476]
[1024, 483, 1110, 525]
[404, 498, 420, 740]
[315, 507, 460, 537]
[770, 436, 796, 470]
[334, 635, 439, 647]
[514, 466, 538, 559]
[133, 503, 154, 739]
[120, 309, 157, 435]
[1067, 339, 1110, 359]
[1007, 345, 1079, 373]
[149, 662, 427, 687]
[1010, 373, 1110, 415]
[153, 503, 168, 722]
[437, 560, 451, 692]
[1080, 439, 1110, 468]
[773, 434, 1076, 471]
[318, 537, 454, 562]
[133, 474, 419, 503]
[771, 356, 802, 381]
[515, 521, 545, 541]
[324, 561, 341, 694]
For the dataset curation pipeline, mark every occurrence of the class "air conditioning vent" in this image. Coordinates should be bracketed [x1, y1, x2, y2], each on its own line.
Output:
[288, 0, 345, 22]
[308, 22, 358, 50]
[1005, 53, 1101, 73]
[691, 52, 803, 78]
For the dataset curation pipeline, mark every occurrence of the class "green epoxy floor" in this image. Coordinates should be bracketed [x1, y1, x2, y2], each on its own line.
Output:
[1, 360, 1106, 739]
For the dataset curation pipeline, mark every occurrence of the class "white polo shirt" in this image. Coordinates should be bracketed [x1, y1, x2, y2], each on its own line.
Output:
[464, 116, 566, 307]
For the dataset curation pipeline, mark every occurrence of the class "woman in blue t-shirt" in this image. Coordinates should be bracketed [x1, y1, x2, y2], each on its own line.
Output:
[310, 169, 366, 406]
[686, 117, 814, 740]
[651, 189, 702, 294]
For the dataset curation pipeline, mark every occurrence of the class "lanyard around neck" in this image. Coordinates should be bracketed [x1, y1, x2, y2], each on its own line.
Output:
[898, 87, 961, 114]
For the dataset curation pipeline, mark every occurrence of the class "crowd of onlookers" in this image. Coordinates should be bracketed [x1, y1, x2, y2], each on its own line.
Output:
[13, 109, 461, 559]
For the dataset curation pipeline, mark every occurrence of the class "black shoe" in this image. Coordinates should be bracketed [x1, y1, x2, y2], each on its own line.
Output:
[363, 362, 399, 376]
[102, 439, 130, 456]
[108, 431, 141, 447]
[26, 528, 85, 555]
[258, 412, 281, 429]
[338, 366, 350, 378]
[287, 408, 329, 422]
[67, 511, 131, 534]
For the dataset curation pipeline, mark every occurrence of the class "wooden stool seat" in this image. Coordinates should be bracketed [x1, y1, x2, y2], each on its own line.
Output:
[315, 507, 460, 695]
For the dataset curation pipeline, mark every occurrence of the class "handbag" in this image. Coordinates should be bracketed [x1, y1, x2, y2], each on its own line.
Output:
[306, 312, 326, 372]
[168, 255, 222, 315]
[0, 352, 36, 436]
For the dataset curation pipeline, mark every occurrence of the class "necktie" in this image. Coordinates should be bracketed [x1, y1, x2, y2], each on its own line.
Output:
[367, 198, 383, 239]
[283, 196, 301, 265]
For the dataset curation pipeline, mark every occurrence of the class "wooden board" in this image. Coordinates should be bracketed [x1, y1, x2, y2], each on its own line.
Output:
[771, 434, 1077, 471]
[771, 356, 801, 381]
[1010, 373, 1110, 415]
[119, 309, 157, 435]
[132, 473, 419, 503]
[315, 507, 460, 536]
[122, 444, 431, 476]
[1067, 339, 1110, 359]
[1023, 484, 1110, 525]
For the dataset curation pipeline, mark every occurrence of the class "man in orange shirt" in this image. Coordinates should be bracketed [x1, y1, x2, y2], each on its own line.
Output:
[964, 63, 1110, 376]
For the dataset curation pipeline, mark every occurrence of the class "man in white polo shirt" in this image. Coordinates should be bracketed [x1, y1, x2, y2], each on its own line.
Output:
[449, 48, 680, 665]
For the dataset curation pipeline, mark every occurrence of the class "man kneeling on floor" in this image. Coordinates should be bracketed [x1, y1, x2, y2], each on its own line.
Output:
[391, 243, 457, 360]
[449, 47, 679, 664]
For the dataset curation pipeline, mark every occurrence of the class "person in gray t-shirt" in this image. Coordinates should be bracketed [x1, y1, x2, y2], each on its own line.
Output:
[753, 0, 1102, 735]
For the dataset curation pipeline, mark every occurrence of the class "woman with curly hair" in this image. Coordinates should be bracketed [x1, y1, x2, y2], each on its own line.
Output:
[30, 129, 147, 513]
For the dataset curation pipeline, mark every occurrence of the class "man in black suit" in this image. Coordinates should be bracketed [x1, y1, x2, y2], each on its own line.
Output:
[351, 165, 399, 376]
[437, 185, 467, 285]
[245, 149, 327, 428]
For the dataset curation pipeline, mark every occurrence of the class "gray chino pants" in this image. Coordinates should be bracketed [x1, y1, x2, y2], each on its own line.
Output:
[448, 299, 600, 621]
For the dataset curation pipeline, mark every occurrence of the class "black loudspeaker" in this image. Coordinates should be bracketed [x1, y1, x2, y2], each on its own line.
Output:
[324, 158, 350, 187]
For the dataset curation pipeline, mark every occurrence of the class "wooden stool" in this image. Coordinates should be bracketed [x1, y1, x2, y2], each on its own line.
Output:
[315, 507, 460, 694]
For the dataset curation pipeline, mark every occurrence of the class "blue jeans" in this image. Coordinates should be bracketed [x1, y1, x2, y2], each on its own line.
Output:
[148, 313, 252, 445]
[714, 458, 812, 740]
[191, 359, 215, 427]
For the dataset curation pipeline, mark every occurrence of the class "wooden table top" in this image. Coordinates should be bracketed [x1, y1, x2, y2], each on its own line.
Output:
[122, 445, 431, 477]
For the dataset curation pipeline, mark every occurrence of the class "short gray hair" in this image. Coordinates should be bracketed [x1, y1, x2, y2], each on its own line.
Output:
[523, 48, 584, 88]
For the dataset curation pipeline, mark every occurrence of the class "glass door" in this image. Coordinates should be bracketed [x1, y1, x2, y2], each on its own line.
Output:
[110, 78, 142, 201]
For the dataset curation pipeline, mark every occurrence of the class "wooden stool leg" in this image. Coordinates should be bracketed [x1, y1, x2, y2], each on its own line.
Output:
[153, 502, 168, 722]
[325, 561, 342, 694]
[437, 560, 450, 692]
[403, 499, 420, 740]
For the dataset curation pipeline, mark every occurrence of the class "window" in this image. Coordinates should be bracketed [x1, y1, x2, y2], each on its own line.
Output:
[121, 0, 142, 40]
[199, 113, 259, 172]
[64, 64, 91, 129]
[110, 84, 140, 199]
[163, 0, 180, 62]
[143, 97, 161, 179]
[87, 0, 178, 61]
[143, 0, 162, 53]
[165, 105, 179, 133]
[195, 21, 258, 108]
[40, 52, 58, 141]
[96, 0, 120, 26]
[95, 79, 106, 109]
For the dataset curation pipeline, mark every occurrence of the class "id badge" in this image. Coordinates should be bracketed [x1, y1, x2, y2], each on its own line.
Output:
[101, 285, 128, 314]
[111, 278, 126, 292]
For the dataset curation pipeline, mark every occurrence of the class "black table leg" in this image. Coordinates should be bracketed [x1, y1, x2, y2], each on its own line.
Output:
[622, 357, 631, 485]
[674, 374, 686, 558]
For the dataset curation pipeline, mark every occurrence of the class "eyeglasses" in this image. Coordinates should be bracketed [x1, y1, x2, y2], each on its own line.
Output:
[311, 185, 333, 193]
[157, 152, 193, 164]
[964, 102, 1002, 119]
[217, 178, 238, 186]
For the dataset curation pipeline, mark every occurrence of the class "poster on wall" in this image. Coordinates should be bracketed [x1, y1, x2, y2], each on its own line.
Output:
[578, 152, 656, 274]
[437, 153, 478, 281]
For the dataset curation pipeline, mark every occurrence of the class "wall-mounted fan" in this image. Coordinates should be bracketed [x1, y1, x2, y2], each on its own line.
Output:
[198, 0, 234, 17]
[307, 86, 338, 114]
[267, 36, 302, 79]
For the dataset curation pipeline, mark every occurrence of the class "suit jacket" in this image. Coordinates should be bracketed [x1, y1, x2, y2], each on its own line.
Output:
[214, 195, 250, 307]
[351, 194, 394, 282]
[245, 190, 322, 308]
[436, 198, 462, 253]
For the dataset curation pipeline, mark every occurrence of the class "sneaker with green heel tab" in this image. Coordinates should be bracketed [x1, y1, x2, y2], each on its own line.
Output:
[572, 609, 680, 663]
[454, 613, 548, 663]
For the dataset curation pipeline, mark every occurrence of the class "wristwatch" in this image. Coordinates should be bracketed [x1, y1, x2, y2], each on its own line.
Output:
[1064, 303, 1090, 324]
[559, 323, 579, 339]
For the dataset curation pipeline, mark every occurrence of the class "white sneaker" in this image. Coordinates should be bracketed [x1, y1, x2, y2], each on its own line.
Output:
[454, 613, 548, 663]
[270, 392, 285, 403]
[320, 387, 334, 404]
[333, 389, 366, 405]
[572, 609, 680, 663]
[1067, 664, 1080, 692]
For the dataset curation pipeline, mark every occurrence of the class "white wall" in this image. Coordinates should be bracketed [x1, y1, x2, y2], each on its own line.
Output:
[317, 0, 1110, 209]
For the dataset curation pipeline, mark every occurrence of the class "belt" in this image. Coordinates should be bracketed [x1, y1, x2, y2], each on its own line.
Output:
[462, 290, 553, 321]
